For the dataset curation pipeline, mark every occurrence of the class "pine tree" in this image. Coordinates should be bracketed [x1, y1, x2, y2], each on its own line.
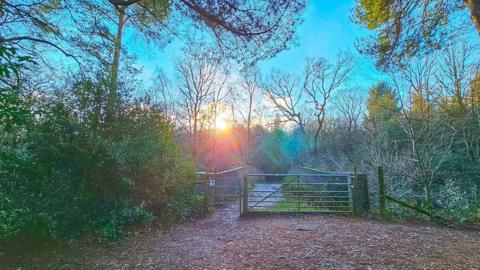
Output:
[366, 82, 398, 128]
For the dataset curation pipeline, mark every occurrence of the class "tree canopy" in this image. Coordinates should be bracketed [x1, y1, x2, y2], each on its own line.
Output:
[0, 0, 306, 71]
[353, 0, 479, 69]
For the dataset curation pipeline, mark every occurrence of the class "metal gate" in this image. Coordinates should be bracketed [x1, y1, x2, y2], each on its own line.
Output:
[196, 169, 244, 212]
[209, 176, 242, 211]
[240, 173, 353, 214]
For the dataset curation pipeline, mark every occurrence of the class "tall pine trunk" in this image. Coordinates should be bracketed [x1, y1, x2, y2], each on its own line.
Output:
[107, 6, 126, 123]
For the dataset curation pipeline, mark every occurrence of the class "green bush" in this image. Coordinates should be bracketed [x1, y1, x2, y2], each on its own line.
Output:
[251, 129, 292, 174]
[157, 187, 205, 227]
[436, 180, 480, 224]
[0, 76, 202, 242]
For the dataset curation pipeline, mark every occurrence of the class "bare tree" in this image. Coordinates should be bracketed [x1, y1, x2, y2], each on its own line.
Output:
[150, 70, 176, 115]
[1, 0, 305, 124]
[436, 43, 476, 112]
[303, 54, 354, 151]
[436, 44, 480, 175]
[176, 42, 227, 159]
[209, 81, 231, 131]
[231, 68, 262, 163]
[335, 91, 363, 135]
[264, 70, 306, 130]
[392, 56, 457, 203]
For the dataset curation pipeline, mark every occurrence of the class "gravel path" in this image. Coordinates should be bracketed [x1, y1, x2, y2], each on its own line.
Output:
[3, 210, 480, 269]
[248, 182, 284, 210]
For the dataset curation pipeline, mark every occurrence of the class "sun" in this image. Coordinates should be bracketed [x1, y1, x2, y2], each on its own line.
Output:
[215, 112, 230, 131]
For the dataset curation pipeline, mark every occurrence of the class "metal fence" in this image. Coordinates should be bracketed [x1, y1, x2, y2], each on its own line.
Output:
[241, 173, 353, 214]
[196, 167, 258, 211]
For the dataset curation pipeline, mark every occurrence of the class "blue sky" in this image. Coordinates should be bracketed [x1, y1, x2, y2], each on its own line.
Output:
[128, 0, 386, 93]
[257, 0, 385, 88]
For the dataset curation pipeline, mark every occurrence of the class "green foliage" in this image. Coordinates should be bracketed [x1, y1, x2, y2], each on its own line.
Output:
[366, 82, 398, 127]
[362, 87, 480, 224]
[354, 0, 391, 29]
[251, 129, 292, 174]
[411, 92, 431, 114]
[0, 46, 35, 80]
[132, 0, 169, 25]
[0, 76, 201, 242]
[157, 187, 205, 227]
[271, 197, 317, 212]
[0, 89, 31, 132]
[282, 127, 310, 163]
[90, 202, 154, 243]
[471, 71, 480, 107]
[435, 181, 480, 224]
[365, 82, 405, 144]
[353, 0, 464, 69]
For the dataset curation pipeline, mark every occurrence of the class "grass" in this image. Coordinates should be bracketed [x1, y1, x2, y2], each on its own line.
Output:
[269, 197, 327, 212]
[269, 176, 350, 212]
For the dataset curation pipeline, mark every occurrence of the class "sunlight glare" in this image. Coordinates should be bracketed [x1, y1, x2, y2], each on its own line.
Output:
[215, 112, 230, 131]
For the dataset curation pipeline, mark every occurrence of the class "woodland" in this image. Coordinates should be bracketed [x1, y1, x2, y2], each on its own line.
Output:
[1, 0, 480, 245]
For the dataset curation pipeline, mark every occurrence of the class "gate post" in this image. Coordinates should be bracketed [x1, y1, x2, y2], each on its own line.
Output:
[353, 166, 358, 214]
[241, 175, 249, 215]
[204, 171, 210, 211]
[356, 174, 370, 214]
[378, 166, 386, 218]
[352, 166, 370, 215]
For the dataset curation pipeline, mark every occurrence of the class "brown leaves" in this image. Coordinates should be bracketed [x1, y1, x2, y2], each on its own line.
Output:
[7, 210, 480, 269]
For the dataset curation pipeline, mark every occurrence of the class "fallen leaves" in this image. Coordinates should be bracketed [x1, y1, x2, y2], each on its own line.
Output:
[3, 208, 480, 270]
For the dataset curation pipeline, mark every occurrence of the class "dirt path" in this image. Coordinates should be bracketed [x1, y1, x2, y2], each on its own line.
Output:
[3, 208, 480, 269]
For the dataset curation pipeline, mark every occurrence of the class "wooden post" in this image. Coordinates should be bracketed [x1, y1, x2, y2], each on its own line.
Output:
[353, 165, 358, 214]
[378, 166, 386, 218]
[204, 172, 210, 211]
[363, 174, 370, 213]
[241, 175, 249, 215]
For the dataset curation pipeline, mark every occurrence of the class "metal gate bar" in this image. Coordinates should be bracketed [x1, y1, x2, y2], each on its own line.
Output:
[209, 182, 241, 211]
[242, 173, 353, 214]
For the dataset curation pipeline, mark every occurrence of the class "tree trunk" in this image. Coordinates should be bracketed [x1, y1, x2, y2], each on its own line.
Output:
[192, 114, 198, 160]
[107, 6, 126, 122]
[313, 112, 325, 154]
[212, 104, 218, 170]
[245, 94, 253, 164]
[245, 120, 251, 165]
[111, 7, 126, 85]
[313, 129, 320, 154]
[466, 0, 480, 37]
[424, 183, 432, 205]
